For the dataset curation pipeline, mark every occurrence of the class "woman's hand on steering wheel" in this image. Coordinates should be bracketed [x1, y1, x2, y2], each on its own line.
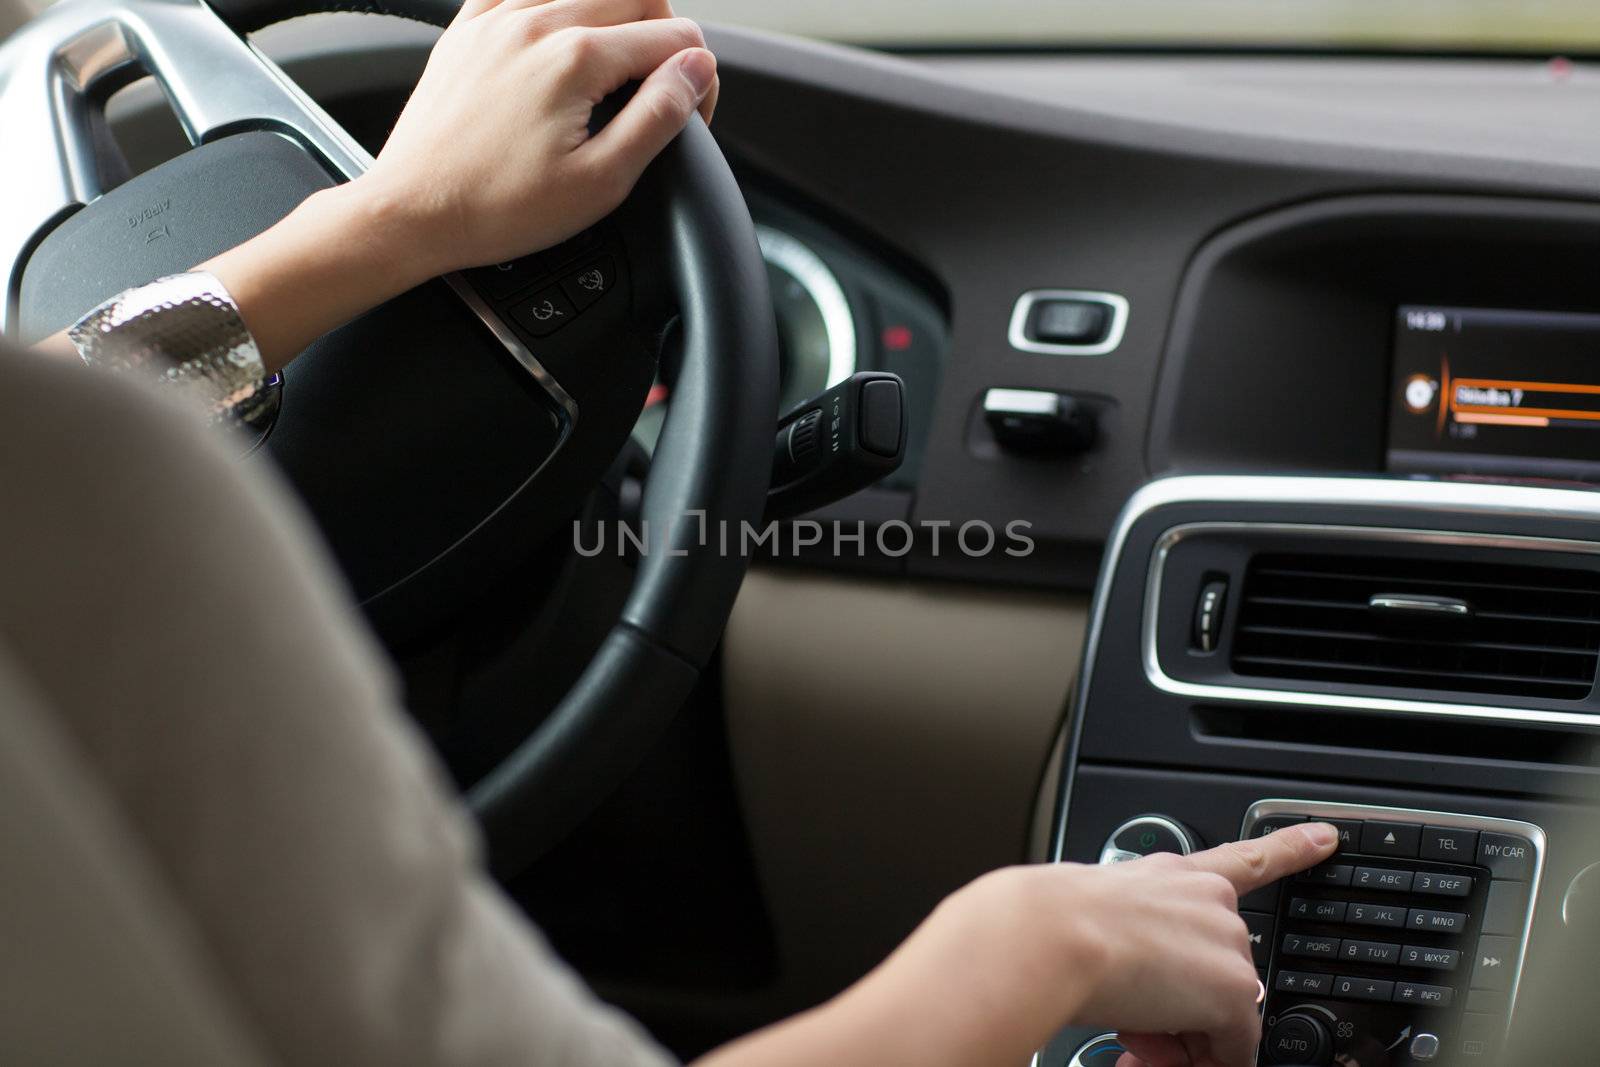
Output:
[365, 0, 719, 278]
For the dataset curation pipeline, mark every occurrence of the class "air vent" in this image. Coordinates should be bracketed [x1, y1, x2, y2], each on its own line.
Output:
[1232, 553, 1600, 701]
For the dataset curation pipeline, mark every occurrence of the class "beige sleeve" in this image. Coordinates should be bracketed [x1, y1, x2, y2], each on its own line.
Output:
[0, 347, 675, 1067]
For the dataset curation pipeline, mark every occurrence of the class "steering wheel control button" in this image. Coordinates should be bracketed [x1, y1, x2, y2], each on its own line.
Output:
[1471, 935, 1517, 991]
[1274, 970, 1333, 996]
[1394, 981, 1454, 1007]
[1290, 897, 1347, 922]
[1401, 945, 1462, 971]
[1353, 866, 1414, 892]
[1421, 825, 1480, 862]
[467, 254, 545, 300]
[1360, 820, 1422, 857]
[1282, 932, 1340, 960]
[511, 286, 578, 337]
[1333, 975, 1395, 1003]
[1345, 901, 1407, 928]
[1482, 879, 1529, 935]
[1409, 1032, 1443, 1061]
[1339, 938, 1400, 965]
[1412, 871, 1473, 897]
[1241, 912, 1274, 967]
[1477, 832, 1535, 880]
[1408, 908, 1468, 934]
[559, 257, 615, 311]
[1263, 1013, 1331, 1066]
[1296, 863, 1354, 886]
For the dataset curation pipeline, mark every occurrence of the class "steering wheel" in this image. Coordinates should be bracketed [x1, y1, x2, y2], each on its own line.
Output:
[0, 0, 778, 874]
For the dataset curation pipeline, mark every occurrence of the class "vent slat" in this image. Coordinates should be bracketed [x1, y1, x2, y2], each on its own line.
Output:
[1231, 552, 1600, 702]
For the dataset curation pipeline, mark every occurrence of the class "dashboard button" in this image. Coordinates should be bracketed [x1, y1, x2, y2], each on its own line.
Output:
[1401, 945, 1461, 971]
[1275, 970, 1333, 995]
[1465, 988, 1509, 1014]
[1327, 819, 1362, 852]
[1459, 1012, 1504, 1060]
[1412, 871, 1473, 897]
[1031, 299, 1110, 345]
[1477, 832, 1535, 880]
[1346, 902, 1407, 929]
[1353, 866, 1414, 892]
[1482, 880, 1528, 936]
[1282, 933, 1341, 960]
[1289, 898, 1347, 922]
[1295, 864, 1353, 886]
[1333, 975, 1395, 1003]
[1421, 826, 1479, 862]
[1471, 935, 1517, 991]
[1408, 908, 1468, 934]
[1394, 981, 1453, 1007]
[1241, 912, 1274, 967]
[1360, 821, 1422, 857]
[1339, 938, 1400, 965]
[1249, 815, 1307, 840]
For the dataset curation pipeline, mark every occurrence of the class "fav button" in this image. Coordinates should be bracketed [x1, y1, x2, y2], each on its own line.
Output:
[510, 286, 578, 337]
[559, 256, 615, 311]
[1360, 821, 1422, 857]
[1421, 825, 1479, 862]
[1275, 970, 1334, 996]
[1477, 832, 1535, 880]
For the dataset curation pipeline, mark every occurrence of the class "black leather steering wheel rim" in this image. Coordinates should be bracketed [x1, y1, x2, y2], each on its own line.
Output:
[211, 0, 778, 873]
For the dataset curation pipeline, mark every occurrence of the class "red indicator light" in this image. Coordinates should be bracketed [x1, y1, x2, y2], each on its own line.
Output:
[882, 324, 913, 352]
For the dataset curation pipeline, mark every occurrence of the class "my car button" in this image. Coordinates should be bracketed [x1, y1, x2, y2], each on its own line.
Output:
[560, 256, 615, 311]
[511, 285, 578, 338]
[1360, 821, 1422, 857]
[1477, 832, 1535, 880]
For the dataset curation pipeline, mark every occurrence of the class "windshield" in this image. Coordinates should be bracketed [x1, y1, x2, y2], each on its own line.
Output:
[678, 0, 1600, 53]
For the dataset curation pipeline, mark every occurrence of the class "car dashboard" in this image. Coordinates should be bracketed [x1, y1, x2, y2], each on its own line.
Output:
[104, 18, 1600, 1062]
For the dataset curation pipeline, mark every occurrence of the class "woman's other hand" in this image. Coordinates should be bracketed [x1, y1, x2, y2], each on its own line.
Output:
[359, 0, 718, 276]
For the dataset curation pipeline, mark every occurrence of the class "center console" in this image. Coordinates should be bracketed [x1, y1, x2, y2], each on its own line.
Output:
[1037, 475, 1600, 1066]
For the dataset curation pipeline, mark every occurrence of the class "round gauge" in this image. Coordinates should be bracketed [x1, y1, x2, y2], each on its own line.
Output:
[633, 225, 859, 452]
[756, 224, 857, 415]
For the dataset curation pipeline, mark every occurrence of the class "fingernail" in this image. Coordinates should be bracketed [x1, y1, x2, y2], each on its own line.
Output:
[678, 48, 716, 100]
[1305, 822, 1338, 848]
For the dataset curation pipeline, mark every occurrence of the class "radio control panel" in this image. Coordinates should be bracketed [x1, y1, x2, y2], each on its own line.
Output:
[1241, 801, 1544, 1066]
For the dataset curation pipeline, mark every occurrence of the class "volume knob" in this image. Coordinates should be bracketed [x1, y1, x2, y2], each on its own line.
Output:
[1099, 815, 1202, 865]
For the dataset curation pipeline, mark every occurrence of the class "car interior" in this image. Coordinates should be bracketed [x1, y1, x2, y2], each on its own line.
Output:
[3, 1, 1600, 1064]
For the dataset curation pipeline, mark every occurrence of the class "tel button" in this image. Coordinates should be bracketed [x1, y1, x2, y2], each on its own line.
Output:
[1477, 832, 1535, 880]
[1421, 826, 1479, 862]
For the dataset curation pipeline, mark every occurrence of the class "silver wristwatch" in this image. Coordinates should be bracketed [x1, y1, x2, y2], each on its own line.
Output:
[67, 271, 271, 425]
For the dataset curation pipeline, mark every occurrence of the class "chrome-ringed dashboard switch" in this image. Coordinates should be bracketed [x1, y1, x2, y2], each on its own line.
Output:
[1007, 290, 1129, 356]
[1241, 799, 1545, 1067]
[1097, 814, 1202, 865]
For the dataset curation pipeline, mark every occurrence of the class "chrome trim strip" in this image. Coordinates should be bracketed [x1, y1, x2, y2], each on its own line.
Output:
[1007, 289, 1129, 357]
[1368, 593, 1472, 616]
[0, 0, 575, 424]
[1243, 798, 1545, 1038]
[1049, 474, 1600, 864]
[1144, 521, 1600, 729]
[984, 387, 1061, 416]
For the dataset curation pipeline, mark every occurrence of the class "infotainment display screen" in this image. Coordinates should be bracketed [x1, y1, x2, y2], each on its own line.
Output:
[1387, 304, 1600, 481]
